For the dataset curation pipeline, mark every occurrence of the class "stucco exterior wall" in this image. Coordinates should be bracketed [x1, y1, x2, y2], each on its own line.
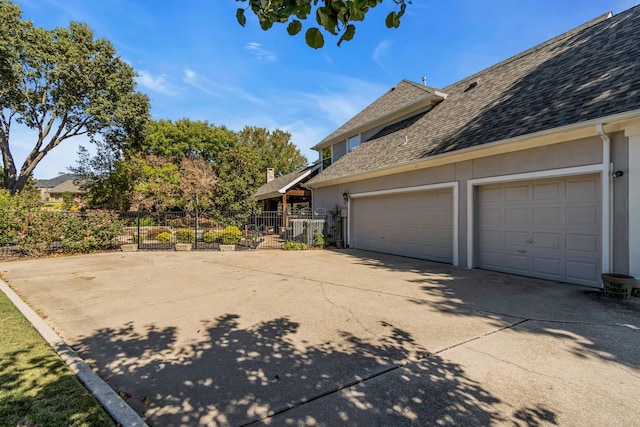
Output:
[312, 134, 625, 270]
[611, 131, 629, 273]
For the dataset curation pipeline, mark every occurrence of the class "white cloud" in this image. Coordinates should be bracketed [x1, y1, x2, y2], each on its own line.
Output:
[182, 68, 221, 97]
[245, 42, 277, 61]
[373, 40, 392, 73]
[136, 71, 177, 96]
[182, 68, 266, 105]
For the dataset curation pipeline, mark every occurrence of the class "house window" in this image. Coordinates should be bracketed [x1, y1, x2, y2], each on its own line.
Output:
[348, 134, 361, 151]
[322, 146, 332, 169]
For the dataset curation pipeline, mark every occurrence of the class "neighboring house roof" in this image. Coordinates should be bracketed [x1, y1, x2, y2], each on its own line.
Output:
[35, 173, 84, 194]
[309, 6, 640, 186]
[254, 165, 320, 201]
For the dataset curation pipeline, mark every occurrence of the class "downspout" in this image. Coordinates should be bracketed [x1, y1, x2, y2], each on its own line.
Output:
[596, 124, 612, 274]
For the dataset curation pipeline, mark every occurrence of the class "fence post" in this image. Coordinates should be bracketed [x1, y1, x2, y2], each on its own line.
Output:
[194, 209, 198, 250]
[137, 211, 141, 245]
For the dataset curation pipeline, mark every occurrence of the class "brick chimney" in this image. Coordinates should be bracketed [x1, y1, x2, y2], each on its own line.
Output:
[266, 168, 275, 183]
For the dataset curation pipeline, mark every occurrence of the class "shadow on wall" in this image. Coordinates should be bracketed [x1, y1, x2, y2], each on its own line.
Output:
[75, 313, 554, 426]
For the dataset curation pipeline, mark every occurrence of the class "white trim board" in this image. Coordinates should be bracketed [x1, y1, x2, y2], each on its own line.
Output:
[465, 164, 607, 279]
[349, 181, 460, 266]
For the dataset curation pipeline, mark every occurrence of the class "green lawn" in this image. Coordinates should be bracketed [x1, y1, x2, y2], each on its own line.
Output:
[0, 290, 116, 427]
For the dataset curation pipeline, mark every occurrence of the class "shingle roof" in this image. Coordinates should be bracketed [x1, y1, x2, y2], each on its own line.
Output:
[35, 173, 82, 188]
[313, 80, 439, 149]
[254, 165, 318, 200]
[309, 6, 640, 185]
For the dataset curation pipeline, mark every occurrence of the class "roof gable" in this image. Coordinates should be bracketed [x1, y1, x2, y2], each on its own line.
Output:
[254, 165, 319, 200]
[309, 6, 640, 186]
[35, 173, 82, 188]
[313, 80, 441, 148]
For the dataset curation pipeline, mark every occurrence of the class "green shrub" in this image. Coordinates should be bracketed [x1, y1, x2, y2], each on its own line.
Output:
[147, 227, 171, 238]
[175, 228, 195, 243]
[59, 211, 124, 253]
[156, 231, 173, 243]
[138, 216, 155, 226]
[313, 231, 328, 248]
[219, 225, 242, 245]
[283, 241, 308, 251]
[203, 230, 218, 243]
[131, 233, 143, 243]
[0, 208, 123, 255]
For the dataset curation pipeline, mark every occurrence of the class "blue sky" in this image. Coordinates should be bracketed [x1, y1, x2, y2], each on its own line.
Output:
[10, 0, 639, 178]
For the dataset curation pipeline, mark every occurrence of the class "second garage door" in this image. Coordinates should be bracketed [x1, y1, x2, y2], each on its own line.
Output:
[352, 189, 453, 263]
[477, 174, 601, 286]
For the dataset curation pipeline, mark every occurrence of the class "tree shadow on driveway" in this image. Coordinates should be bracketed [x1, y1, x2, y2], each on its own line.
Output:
[75, 312, 552, 426]
[343, 250, 640, 372]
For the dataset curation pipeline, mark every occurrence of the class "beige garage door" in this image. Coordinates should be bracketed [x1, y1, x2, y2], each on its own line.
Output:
[352, 189, 453, 263]
[478, 174, 601, 286]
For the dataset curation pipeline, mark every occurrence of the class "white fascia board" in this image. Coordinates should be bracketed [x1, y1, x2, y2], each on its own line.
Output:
[308, 109, 640, 189]
[311, 93, 447, 151]
[277, 164, 320, 194]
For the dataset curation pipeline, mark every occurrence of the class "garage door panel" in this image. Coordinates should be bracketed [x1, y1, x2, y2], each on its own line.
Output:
[478, 174, 601, 286]
[533, 182, 561, 200]
[505, 208, 530, 225]
[533, 207, 562, 224]
[532, 232, 560, 249]
[436, 208, 453, 225]
[505, 185, 530, 201]
[480, 208, 504, 225]
[353, 190, 453, 263]
[566, 260, 599, 281]
[503, 254, 531, 272]
[566, 206, 598, 224]
[566, 234, 598, 253]
[533, 257, 561, 276]
[505, 231, 529, 246]
[566, 178, 598, 198]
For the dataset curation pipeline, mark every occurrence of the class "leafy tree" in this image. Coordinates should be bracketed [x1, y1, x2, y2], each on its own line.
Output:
[235, 0, 411, 48]
[128, 154, 180, 211]
[237, 126, 308, 180]
[213, 147, 262, 212]
[0, 0, 149, 193]
[143, 119, 237, 163]
[178, 156, 217, 211]
[71, 144, 134, 210]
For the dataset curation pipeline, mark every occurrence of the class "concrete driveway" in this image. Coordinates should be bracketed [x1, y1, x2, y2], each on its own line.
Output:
[1, 250, 638, 426]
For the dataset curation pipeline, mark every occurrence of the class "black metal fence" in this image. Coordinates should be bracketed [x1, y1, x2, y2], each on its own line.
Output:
[0, 208, 340, 257]
[119, 209, 337, 250]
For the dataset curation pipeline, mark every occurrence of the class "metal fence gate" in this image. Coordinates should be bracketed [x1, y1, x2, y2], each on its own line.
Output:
[119, 210, 335, 250]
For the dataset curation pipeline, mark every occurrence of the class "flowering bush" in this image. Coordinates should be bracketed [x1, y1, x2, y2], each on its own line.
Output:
[0, 207, 123, 256]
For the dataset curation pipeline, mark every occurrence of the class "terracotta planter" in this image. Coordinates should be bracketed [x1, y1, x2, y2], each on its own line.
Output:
[601, 273, 636, 299]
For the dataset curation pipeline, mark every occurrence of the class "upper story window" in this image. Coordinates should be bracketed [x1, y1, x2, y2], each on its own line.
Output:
[321, 146, 332, 169]
[348, 134, 361, 151]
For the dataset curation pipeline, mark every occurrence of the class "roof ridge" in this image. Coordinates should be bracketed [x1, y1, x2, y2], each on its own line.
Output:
[400, 79, 437, 93]
[443, 10, 613, 90]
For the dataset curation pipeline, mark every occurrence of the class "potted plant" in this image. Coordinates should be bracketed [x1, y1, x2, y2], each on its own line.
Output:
[218, 226, 242, 251]
[601, 273, 636, 299]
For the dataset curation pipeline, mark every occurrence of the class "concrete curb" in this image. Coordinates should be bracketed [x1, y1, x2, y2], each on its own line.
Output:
[0, 279, 147, 427]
